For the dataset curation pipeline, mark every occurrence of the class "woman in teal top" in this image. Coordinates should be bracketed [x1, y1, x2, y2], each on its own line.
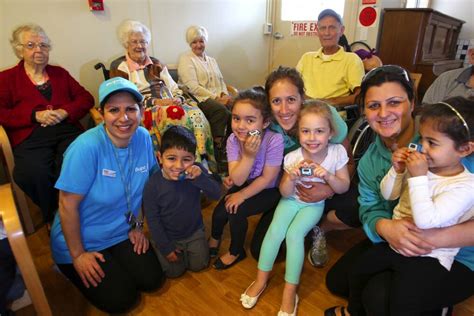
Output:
[50, 78, 164, 313]
[325, 65, 474, 316]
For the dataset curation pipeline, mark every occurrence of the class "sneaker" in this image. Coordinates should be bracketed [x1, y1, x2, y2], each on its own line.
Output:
[307, 226, 328, 267]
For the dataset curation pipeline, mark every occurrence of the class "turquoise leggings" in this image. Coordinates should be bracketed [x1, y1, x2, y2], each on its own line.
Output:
[258, 197, 324, 284]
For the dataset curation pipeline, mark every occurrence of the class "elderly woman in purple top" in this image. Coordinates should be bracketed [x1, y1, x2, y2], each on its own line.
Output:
[209, 87, 284, 269]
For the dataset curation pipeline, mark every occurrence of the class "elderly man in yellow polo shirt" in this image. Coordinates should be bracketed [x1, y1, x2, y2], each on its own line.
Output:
[296, 9, 364, 108]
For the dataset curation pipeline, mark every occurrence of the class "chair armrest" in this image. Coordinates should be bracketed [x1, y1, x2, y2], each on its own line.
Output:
[227, 85, 238, 97]
[0, 125, 34, 234]
[0, 184, 52, 315]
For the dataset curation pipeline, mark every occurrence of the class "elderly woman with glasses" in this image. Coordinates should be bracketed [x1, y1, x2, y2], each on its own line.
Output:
[0, 24, 94, 227]
[110, 20, 216, 172]
[324, 65, 474, 316]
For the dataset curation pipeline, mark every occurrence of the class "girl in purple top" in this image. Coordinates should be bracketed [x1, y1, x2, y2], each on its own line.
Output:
[209, 87, 284, 269]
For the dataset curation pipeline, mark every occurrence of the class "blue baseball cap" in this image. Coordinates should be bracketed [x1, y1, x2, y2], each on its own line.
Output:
[318, 9, 343, 25]
[98, 77, 143, 106]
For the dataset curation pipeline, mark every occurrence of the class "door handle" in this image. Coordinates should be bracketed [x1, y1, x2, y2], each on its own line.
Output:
[273, 32, 284, 40]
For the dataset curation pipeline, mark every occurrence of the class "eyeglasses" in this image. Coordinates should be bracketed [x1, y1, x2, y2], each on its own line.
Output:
[362, 65, 410, 84]
[128, 40, 148, 47]
[20, 42, 51, 51]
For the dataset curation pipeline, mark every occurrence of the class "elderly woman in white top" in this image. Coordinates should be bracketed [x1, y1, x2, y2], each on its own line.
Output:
[178, 25, 231, 148]
[110, 20, 216, 172]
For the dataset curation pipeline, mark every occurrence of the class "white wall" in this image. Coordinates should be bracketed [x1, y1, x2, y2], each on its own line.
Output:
[431, 0, 474, 39]
[0, 0, 268, 103]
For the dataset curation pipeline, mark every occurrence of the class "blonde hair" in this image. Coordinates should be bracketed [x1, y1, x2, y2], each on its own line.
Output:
[185, 25, 208, 45]
[10, 24, 51, 59]
[117, 20, 151, 48]
[298, 100, 336, 135]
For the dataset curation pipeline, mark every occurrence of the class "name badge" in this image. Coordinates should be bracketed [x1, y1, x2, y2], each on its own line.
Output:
[102, 169, 117, 177]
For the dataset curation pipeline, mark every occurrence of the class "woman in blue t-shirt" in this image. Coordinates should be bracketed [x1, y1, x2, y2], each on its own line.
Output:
[50, 77, 164, 314]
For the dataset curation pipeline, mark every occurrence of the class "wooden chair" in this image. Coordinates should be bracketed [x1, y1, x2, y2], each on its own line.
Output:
[0, 183, 52, 315]
[89, 108, 103, 125]
[0, 125, 35, 234]
[410, 72, 422, 92]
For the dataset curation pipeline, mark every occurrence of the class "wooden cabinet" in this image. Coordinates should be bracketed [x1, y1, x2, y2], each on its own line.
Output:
[377, 9, 464, 98]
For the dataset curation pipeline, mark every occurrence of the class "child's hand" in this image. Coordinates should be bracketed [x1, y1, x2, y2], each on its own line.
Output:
[287, 165, 301, 181]
[224, 192, 246, 214]
[406, 151, 428, 177]
[392, 147, 410, 173]
[166, 249, 182, 262]
[223, 176, 234, 189]
[242, 134, 262, 158]
[313, 164, 330, 181]
[185, 165, 202, 180]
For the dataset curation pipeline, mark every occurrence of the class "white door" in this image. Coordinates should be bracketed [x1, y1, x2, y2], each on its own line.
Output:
[269, 0, 359, 71]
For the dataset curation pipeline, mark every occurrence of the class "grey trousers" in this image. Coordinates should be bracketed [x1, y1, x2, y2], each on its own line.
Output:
[156, 228, 209, 278]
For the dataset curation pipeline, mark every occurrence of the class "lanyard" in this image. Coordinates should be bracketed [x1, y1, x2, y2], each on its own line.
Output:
[105, 126, 134, 219]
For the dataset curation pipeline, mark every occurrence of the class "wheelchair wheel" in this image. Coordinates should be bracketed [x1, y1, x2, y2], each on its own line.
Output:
[348, 117, 375, 163]
[350, 41, 372, 52]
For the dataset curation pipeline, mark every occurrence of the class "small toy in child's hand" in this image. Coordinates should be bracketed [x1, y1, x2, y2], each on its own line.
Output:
[408, 143, 422, 152]
[178, 171, 188, 181]
[248, 130, 261, 136]
[300, 167, 313, 176]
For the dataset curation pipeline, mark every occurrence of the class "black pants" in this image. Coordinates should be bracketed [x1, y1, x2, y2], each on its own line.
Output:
[58, 239, 164, 314]
[326, 239, 474, 316]
[211, 184, 281, 256]
[13, 123, 82, 223]
[198, 98, 231, 139]
[0, 239, 15, 315]
[250, 177, 360, 259]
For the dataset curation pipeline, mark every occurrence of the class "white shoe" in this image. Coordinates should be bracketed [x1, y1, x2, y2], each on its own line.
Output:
[240, 281, 267, 309]
[277, 294, 299, 316]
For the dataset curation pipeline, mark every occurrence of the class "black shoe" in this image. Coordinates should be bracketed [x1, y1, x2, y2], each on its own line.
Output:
[324, 306, 346, 316]
[213, 251, 247, 270]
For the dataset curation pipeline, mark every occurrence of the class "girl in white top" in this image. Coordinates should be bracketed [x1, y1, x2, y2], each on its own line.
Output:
[380, 98, 474, 270]
[241, 101, 350, 315]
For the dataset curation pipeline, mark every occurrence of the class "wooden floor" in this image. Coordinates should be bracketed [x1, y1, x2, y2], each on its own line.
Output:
[16, 200, 474, 316]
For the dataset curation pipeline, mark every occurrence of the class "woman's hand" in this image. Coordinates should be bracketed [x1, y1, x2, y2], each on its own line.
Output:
[166, 249, 182, 262]
[295, 182, 334, 203]
[36, 108, 68, 127]
[73, 252, 106, 288]
[242, 134, 261, 158]
[376, 218, 435, 257]
[154, 98, 182, 107]
[223, 176, 234, 189]
[406, 151, 428, 177]
[392, 147, 410, 173]
[128, 229, 149, 254]
[217, 94, 232, 106]
[224, 192, 246, 213]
